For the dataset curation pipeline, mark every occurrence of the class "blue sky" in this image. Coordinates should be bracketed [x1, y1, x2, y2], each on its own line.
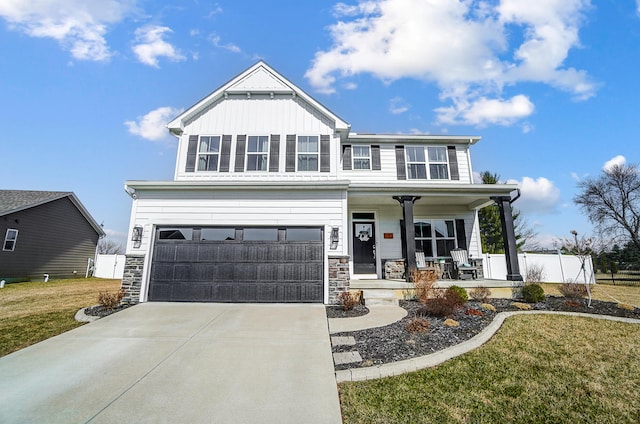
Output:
[2, 0, 639, 249]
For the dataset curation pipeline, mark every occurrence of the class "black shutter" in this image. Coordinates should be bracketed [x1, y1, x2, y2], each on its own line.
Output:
[219, 135, 232, 172]
[234, 135, 246, 172]
[395, 145, 406, 180]
[447, 146, 459, 180]
[342, 145, 352, 170]
[269, 135, 280, 172]
[455, 219, 467, 249]
[320, 135, 330, 172]
[185, 135, 198, 172]
[372, 145, 381, 170]
[286, 134, 296, 172]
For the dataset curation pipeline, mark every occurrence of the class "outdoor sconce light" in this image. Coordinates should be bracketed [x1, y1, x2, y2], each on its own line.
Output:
[131, 225, 143, 248]
[330, 227, 339, 250]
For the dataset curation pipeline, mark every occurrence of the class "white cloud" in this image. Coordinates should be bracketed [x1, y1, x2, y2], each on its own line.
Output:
[132, 25, 186, 67]
[209, 34, 241, 53]
[125, 106, 183, 141]
[306, 0, 594, 127]
[603, 155, 626, 172]
[0, 0, 135, 61]
[637, 0, 640, 15]
[507, 176, 561, 215]
[389, 96, 410, 114]
[435, 94, 534, 126]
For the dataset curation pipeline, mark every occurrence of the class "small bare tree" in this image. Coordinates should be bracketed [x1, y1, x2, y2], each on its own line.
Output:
[557, 230, 595, 307]
[97, 238, 125, 255]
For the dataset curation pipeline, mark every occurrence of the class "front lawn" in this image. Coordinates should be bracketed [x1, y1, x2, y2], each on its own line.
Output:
[0, 278, 121, 357]
[541, 283, 640, 306]
[339, 314, 640, 423]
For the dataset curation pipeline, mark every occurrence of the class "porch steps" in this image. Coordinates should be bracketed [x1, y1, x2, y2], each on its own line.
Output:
[361, 289, 399, 307]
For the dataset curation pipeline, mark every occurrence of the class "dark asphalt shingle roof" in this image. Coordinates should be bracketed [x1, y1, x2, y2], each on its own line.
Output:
[0, 190, 72, 216]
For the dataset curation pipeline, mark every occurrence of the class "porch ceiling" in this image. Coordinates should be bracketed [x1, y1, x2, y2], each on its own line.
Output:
[347, 183, 519, 210]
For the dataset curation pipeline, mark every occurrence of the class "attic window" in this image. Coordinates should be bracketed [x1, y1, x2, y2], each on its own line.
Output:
[3, 229, 18, 251]
[197, 136, 221, 171]
[297, 136, 319, 171]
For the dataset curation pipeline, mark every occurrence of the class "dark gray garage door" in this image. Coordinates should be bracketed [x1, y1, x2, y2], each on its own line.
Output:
[148, 227, 324, 302]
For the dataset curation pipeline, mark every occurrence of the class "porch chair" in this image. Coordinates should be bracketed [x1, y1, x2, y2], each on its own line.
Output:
[450, 248, 478, 280]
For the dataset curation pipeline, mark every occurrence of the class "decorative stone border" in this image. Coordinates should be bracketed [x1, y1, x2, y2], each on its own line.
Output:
[335, 310, 640, 383]
[74, 306, 100, 323]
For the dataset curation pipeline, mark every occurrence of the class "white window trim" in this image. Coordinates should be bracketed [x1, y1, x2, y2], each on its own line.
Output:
[245, 135, 270, 172]
[414, 219, 457, 258]
[297, 135, 319, 172]
[197, 135, 222, 172]
[405, 145, 451, 180]
[3, 228, 18, 251]
[352, 145, 371, 170]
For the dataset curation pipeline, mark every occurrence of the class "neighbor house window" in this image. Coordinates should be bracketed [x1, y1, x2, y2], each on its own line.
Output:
[352, 145, 371, 170]
[246, 136, 269, 171]
[3, 229, 18, 251]
[406, 146, 450, 180]
[197, 136, 221, 171]
[297, 136, 319, 171]
[414, 220, 456, 257]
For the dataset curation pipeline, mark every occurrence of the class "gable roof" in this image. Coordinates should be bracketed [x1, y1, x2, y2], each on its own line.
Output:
[0, 190, 106, 236]
[167, 61, 350, 136]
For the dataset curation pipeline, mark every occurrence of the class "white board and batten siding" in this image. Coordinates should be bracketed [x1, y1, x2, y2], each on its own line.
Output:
[126, 189, 348, 257]
[175, 96, 339, 181]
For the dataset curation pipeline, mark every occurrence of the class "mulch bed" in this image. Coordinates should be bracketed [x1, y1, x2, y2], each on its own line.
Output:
[328, 296, 640, 371]
[84, 303, 133, 318]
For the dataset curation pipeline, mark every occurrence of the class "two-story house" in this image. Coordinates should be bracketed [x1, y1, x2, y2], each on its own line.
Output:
[121, 61, 521, 305]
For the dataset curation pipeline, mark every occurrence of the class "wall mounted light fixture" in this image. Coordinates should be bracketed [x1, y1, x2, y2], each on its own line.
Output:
[131, 225, 143, 248]
[330, 227, 339, 250]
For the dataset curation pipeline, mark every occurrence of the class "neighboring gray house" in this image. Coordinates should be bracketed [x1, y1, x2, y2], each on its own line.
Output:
[121, 62, 522, 305]
[0, 190, 105, 281]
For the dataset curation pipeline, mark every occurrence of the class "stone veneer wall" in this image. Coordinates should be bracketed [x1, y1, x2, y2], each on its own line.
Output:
[120, 254, 145, 304]
[328, 255, 350, 304]
[383, 259, 406, 279]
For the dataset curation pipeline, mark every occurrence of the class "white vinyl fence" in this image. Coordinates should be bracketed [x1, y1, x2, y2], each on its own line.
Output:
[94, 254, 126, 279]
[482, 252, 595, 284]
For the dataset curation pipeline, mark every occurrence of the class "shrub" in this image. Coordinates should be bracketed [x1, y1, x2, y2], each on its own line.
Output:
[338, 291, 357, 311]
[525, 264, 545, 284]
[420, 290, 463, 317]
[98, 289, 125, 310]
[465, 308, 483, 316]
[447, 285, 468, 304]
[469, 286, 491, 302]
[565, 300, 582, 308]
[522, 283, 545, 303]
[559, 282, 588, 299]
[512, 302, 532, 310]
[406, 317, 431, 333]
[411, 269, 438, 303]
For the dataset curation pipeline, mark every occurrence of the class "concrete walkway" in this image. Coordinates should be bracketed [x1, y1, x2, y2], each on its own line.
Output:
[328, 305, 408, 334]
[335, 310, 640, 383]
[0, 303, 342, 424]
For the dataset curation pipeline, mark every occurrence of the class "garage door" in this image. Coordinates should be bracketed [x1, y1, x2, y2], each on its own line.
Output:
[148, 227, 324, 302]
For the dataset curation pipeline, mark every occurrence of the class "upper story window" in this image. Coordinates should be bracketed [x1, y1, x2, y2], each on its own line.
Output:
[298, 136, 319, 171]
[352, 145, 371, 170]
[246, 136, 269, 171]
[197, 136, 221, 171]
[3, 229, 18, 251]
[406, 146, 449, 180]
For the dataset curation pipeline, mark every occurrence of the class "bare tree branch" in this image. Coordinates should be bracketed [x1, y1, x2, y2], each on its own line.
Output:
[97, 238, 125, 255]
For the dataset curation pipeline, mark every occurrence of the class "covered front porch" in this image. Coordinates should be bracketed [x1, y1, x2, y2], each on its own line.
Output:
[346, 183, 523, 285]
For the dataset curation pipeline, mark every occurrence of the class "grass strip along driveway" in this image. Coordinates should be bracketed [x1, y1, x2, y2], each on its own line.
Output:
[0, 278, 121, 357]
[339, 314, 640, 423]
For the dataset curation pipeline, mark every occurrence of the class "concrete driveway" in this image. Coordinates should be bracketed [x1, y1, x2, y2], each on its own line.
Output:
[0, 303, 342, 423]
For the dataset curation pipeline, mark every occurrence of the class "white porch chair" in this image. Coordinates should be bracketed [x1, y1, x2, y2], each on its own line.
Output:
[450, 248, 478, 279]
[415, 251, 427, 269]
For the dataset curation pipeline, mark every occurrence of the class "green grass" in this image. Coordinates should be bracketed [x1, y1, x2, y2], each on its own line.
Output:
[541, 283, 640, 307]
[0, 278, 121, 357]
[339, 315, 640, 423]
